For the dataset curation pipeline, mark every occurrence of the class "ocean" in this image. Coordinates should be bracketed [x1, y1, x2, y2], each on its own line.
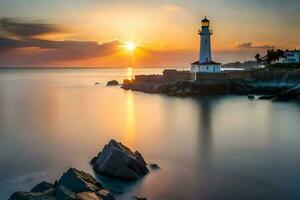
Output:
[0, 68, 300, 200]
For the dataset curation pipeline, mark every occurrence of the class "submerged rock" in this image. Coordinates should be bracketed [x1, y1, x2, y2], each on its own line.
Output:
[149, 163, 160, 170]
[91, 139, 149, 179]
[258, 95, 276, 100]
[106, 80, 119, 86]
[9, 168, 115, 200]
[247, 95, 256, 100]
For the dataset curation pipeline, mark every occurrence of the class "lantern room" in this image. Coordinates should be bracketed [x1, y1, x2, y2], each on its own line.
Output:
[201, 17, 210, 27]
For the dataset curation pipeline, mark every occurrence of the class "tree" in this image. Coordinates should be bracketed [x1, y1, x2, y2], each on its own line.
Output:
[277, 49, 284, 58]
[266, 49, 284, 64]
[255, 53, 261, 69]
[267, 49, 277, 64]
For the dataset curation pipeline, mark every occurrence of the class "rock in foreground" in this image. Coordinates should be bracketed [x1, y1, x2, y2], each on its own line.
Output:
[9, 168, 115, 200]
[91, 139, 149, 179]
[106, 80, 119, 86]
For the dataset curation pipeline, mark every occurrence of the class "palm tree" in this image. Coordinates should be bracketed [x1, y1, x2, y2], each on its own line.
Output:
[255, 53, 261, 69]
[266, 49, 277, 64]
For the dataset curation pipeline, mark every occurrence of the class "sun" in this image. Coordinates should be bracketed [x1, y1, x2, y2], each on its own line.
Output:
[124, 42, 136, 52]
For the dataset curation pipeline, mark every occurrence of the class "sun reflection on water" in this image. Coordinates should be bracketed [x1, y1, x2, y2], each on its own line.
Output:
[126, 67, 133, 80]
[122, 90, 136, 149]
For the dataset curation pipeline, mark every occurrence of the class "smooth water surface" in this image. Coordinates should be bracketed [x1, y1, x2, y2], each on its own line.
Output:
[0, 68, 300, 200]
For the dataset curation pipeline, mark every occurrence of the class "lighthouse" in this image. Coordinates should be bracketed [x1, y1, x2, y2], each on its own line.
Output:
[191, 17, 221, 74]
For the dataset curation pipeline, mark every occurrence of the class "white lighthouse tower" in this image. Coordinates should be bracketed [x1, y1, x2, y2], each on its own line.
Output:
[191, 17, 221, 73]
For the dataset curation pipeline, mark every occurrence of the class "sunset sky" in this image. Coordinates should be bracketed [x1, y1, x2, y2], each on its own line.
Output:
[0, 0, 299, 67]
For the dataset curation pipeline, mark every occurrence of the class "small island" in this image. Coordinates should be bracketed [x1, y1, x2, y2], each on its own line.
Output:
[106, 80, 119, 86]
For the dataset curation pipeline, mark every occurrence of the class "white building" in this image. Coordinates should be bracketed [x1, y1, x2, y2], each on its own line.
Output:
[283, 50, 300, 63]
[191, 17, 221, 73]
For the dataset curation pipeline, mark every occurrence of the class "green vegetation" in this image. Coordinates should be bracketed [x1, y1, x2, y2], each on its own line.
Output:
[255, 53, 261, 69]
[265, 49, 285, 64]
[254, 49, 285, 65]
[266, 63, 300, 69]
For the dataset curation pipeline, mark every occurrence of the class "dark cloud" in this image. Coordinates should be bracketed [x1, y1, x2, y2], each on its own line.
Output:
[0, 18, 61, 38]
[33, 39, 122, 61]
[0, 18, 123, 66]
[0, 37, 21, 50]
[0, 38, 122, 66]
[235, 42, 275, 49]
[0, 37, 121, 53]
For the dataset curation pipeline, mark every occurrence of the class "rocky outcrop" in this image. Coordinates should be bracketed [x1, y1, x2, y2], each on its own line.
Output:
[149, 163, 160, 170]
[30, 182, 54, 193]
[106, 80, 119, 86]
[121, 69, 300, 102]
[122, 79, 232, 96]
[91, 140, 149, 179]
[57, 168, 101, 193]
[9, 191, 56, 200]
[9, 168, 116, 200]
[258, 84, 300, 102]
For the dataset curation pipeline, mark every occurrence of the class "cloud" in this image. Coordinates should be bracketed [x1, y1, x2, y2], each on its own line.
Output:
[0, 38, 122, 66]
[0, 18, 62, 38]
[0, 18, 124, 66]
[0, 37, 121, 53]
[234, 42, 275, 49]
[162, 4, 184, 12]
[0, 37, 21, 50]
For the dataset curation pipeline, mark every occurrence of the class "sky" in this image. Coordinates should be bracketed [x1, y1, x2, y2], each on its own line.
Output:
[0, 0, 299, 67]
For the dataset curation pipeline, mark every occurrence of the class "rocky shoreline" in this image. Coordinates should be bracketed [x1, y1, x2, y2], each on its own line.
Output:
[9, 140, 155, 200]
[121, 69, 300, 102]
[9, 168, 116, 200]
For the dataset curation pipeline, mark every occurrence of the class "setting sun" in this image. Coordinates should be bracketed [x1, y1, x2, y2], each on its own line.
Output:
[124, 42, 136, 52]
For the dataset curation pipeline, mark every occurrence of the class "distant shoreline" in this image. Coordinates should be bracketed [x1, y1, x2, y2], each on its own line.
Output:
[0, 66, 188, 70]
[121, 68, 300, 102]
